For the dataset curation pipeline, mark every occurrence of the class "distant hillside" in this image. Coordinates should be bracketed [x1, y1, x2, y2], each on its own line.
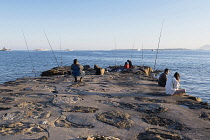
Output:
[200, 45, 210, 50]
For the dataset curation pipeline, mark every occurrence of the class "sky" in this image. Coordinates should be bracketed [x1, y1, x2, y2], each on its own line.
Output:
[0, 0, 210, 50]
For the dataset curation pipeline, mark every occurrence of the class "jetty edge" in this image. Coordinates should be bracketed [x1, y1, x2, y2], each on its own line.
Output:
[0, 65, 209, 140]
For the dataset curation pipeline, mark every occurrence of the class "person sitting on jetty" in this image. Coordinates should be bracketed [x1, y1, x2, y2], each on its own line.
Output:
[127, 60, 133, 68]
[158, 68, 169, 87]
[71, 59, 84, 82]
[124, 62, 129, 69]
[165, 72, 186, 95]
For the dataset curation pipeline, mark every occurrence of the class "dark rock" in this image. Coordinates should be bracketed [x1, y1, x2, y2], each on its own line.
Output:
[0, 89, 13, 93]
[138, 128, 190, 140]
[94, 64, 105, 75]
[0, 97, 15, 103]
[84, 136, 120, 140]
[54, 116, 93, 128]
[62, 106, 98, 113]
[96, 111, 133, 129]
[0, 122, 45, 136]
[41, 66, 71, 76]
[188, 96, 202, 102]
[83, 65, 90, 70]
[177, 100, 210, 110]
[142, 115, 189, 130]
[0, 107, 11, 111]
[200, 112, 210, 121]
[98, 100, 168, 114]
[200, 102, 208, 106]
[41, 69, 59, 76]
[134, 97, 168, 103]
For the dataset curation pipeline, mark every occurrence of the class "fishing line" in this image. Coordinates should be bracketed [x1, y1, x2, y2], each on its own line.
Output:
[43, 29, 60, 68]
[59, 39, 62, 67]
[21, 28, 36, 77]
[114, 37, 117, 67]
[131, 40, 135, 60]
[142, 44, 144, 66]
[154, 19, 164, 70]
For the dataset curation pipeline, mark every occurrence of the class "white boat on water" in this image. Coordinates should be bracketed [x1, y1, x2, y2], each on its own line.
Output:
[66, 49, 73, 51]
[0, 47, 11, 51]
[34, 49, 48, 51]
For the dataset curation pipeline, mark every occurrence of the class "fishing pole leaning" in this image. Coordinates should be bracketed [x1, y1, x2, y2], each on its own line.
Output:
[114, 37, 117, 67]
[131, 40, 135, 61]
[154, 20, 164, 70]
[43, 29, 60, 68]
[21, 28, 36, 77]
[141, 44, 144, 67]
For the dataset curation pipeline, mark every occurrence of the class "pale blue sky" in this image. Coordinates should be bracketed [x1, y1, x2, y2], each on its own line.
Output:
[0, 0, 210, 50]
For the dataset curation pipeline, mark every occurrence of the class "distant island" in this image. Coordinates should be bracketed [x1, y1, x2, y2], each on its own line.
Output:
[200, 45, 210, 50]
[111, 48, 190, 51]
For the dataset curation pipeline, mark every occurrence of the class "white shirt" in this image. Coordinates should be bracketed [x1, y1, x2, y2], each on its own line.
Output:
[165, 77, 179, 95]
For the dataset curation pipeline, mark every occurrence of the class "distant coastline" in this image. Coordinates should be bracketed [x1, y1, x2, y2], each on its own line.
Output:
[112, 48, 190, 51]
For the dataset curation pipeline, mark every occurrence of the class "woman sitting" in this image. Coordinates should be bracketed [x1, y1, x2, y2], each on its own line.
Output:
[165, 72, 186, 95]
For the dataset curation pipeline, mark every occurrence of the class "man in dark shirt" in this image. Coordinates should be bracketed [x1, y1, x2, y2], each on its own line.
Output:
[71, 59, 84, 82]
[158, 68, 169, 87]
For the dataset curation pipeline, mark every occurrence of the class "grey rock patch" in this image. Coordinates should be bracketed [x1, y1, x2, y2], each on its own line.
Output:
[0, 97, 15, 103]
[52, 95, 82, 105]
[96, 111, 133, 129]
[97, 100, 168, 113]
[0, 122, 46, 136]
[142, 115, 189, 130]
[137, 128, 190, 140]
[54, 116, 93, 128]
[134, 97, 168, 103]
[62, 106, 98, 113]
[67, 114, 95, 126]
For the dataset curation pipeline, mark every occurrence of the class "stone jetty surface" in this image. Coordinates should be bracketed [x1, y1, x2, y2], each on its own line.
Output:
[0, 66, 210, 140]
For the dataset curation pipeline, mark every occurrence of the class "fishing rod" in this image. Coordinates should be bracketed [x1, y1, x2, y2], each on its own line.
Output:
[114, 37, 117, 67]
[21, 28, 36, 77]
[59, 39, 62, 67]
[131, 40, 135, 61]
[154, 20, 164, 70]
[43, 29, 60, 68]
[142, 44, 144, 66]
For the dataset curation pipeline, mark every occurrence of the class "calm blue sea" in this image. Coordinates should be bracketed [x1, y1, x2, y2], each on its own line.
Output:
[0, 50, 210, 103]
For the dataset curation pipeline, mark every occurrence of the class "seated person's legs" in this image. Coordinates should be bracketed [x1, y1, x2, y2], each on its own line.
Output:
[173, 89, 186, 95]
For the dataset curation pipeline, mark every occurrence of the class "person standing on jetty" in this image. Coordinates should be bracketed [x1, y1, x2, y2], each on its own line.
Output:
[158, 68, 170, 87]
[165, 72, 186, 95]
[71, 59, 84, 82]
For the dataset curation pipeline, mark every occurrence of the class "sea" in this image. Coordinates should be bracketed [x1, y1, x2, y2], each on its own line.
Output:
[0, 49, 210, 103]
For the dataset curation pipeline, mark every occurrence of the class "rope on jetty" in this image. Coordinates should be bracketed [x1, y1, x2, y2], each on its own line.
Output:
[21, 28, 36, 77]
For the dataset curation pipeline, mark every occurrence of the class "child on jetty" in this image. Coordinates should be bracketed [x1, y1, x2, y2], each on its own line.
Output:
[165, 72, 186, 95]
[71, 59, 84, 82]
